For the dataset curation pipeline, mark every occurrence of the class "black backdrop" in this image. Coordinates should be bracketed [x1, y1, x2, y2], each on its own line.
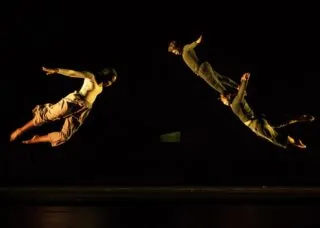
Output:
[1, 3, 319, 187]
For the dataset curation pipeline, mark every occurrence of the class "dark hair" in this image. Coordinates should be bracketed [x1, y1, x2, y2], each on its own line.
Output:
[95, 67, 117, 84]
[168, 40, 178, 52]
[221, 91, 237, 103]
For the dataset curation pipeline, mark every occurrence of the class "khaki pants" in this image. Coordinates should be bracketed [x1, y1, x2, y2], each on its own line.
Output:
[198, 61, 238, 95]
[32, 91, 91, 147]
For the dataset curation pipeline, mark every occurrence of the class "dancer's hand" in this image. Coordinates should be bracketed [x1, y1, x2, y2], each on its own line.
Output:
[42, 66, 58, 75]
[241, 72, 250, 81]
[196, 35, 202, 44]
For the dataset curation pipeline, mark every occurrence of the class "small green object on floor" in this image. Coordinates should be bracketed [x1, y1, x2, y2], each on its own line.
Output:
[160, 131, 181, 143]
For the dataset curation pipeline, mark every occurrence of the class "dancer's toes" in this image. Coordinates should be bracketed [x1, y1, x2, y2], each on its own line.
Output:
[10, 128, 22, 142]
[294, 139, 307, 149]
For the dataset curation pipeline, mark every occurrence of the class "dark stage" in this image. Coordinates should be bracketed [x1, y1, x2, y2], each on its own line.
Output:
[2, 3, 320, 227]
[2, 186, 320, 227]
[3, 186, 320, 204]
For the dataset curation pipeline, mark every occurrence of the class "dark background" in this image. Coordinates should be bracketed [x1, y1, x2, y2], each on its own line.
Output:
[1, 3, 319, 187]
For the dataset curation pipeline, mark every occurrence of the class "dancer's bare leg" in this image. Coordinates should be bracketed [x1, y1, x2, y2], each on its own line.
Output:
[22, 135, 51, 144]
[9, 119, 35, 142]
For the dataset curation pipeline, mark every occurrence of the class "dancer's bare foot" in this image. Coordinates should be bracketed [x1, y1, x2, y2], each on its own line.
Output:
[295, 140, 307, 149]
[292, 139, 307, 149]
[22, 135, 39, 144]
[10, 128, 22, 142]
[288, 136, 307, 149]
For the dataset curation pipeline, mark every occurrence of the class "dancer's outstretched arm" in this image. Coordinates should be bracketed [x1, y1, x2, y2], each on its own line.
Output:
[42, 66, 93, 79]
[232, 72, 250, 106]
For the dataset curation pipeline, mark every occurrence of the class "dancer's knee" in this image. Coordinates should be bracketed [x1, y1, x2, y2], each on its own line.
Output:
[48, 132, 71, 147]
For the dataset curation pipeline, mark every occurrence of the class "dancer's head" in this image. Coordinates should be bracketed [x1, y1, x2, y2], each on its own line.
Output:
[219, 93, 233, 106]
[168, 40, 182, 55]
[96, 67, 117, 87]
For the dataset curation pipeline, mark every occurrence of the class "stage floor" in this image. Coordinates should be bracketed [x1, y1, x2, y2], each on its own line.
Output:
[2, 186, 320, 204]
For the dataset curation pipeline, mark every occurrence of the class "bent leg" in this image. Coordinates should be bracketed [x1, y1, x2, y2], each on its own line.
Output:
[21, 104, 90, 147]
[21, 116, 81, 147]
[10, 97, 80, 142]
[46, 107, 90, 147]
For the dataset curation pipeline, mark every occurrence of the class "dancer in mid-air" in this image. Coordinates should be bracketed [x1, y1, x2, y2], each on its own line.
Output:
[10, 66, 117, 147]
[168, 35, 240, 96]
[219, 72, 315, 149]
